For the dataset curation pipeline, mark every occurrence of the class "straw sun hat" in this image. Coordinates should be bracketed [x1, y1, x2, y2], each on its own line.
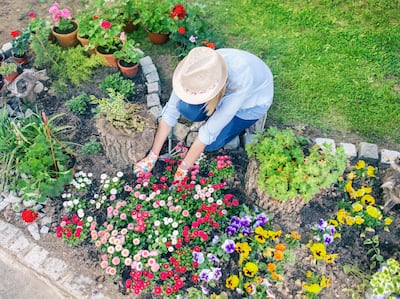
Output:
[172, 47, 228, 105]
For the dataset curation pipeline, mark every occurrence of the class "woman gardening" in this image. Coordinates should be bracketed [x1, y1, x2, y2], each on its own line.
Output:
[134, 46, 274, 181]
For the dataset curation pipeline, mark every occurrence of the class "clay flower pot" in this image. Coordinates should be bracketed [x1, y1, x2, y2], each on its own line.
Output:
[117, 60, 139, 78]
[146, 31, 170, 45]
[51, 20, 79, 48]
[95, 47, 118, 67]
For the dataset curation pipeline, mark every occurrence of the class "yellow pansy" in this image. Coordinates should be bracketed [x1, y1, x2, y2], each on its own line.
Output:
[244, 282, 256, 294]
[329, 219, 339, 227]
[355, 216, 364, 225]
[354, 188, 366, 198]
[310, 243, 327, 260]
[243, 262, 258, 277]
[337, 209, 350, 224]
[347, 171, 357, 180]
[345, 181, 355, 194]
[345, 216, 355, 226]
[367, 166, 376, 177]
[352, 202, 363, 213]
[325, 253, 338, 264]
[355, 160, 366, 169]
[361, 194, 375, 205]
[320, 275, 331, 288]
[263, 247, 275, 258]
[361, 186, 372, 194]
[333, 232, 341, 239]
[366, 206, 382, 219]
[304, 283, 322, 294]
[255, 226, 267, 243]
[384, 218, 393, 226]
[226, 275, 239, 290]
[306, 270, 313, 278]
[236, 242, 251, 259]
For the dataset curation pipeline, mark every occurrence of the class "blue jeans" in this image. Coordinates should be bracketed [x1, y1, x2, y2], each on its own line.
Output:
[178, 101, 258, 151]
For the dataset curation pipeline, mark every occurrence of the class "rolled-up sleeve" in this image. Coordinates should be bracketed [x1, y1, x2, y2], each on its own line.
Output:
[161, 91, 181, 127]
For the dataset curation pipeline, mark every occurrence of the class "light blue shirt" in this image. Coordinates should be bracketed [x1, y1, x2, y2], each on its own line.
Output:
[162, 48, 274, 145]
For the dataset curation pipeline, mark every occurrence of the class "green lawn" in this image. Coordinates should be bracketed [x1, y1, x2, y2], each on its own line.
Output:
[203, 0, 400, 145]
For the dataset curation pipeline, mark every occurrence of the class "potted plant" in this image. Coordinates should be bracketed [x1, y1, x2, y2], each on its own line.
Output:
[0, 62, 19, 84]
[49, 1, 78, 48]
[138, 0, 175, 44]
[121, 0, 141, 32]
[89, 19, 123, 67]
[113, 33, 144, 78]
[10, 28, 31, 64]
[75, 9, 100, 54]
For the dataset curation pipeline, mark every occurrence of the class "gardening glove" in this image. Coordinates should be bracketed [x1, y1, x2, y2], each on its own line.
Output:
[173, 161, 189, 182]
[133, 151, 158, 175]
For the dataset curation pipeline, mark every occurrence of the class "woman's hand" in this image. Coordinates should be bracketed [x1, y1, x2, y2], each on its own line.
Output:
[173, 165, 188, 182]
[133, 151, 158, 175]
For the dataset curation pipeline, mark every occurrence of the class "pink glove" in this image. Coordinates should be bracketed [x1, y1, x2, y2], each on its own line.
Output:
[133, 151, 158, 175]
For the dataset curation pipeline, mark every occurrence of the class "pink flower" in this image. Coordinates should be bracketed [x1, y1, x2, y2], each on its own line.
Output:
[28, 12, 36, 18]
[112, 256, 120, 265]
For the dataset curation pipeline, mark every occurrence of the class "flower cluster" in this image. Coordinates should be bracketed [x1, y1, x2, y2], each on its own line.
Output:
[55, 215, 87, 246]
[49, 1, 74, 32]
[169, 3, 221, 58]
[54, 146, 301, 298]
[21, 209, 38, 223]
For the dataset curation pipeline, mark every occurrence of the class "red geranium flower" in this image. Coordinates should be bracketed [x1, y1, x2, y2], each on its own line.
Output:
[207, 42, 216, 49]
[10, 30, 20, 38]
[93, 15, 98, 19]
[177, 27, 185, 35]
[153, 286, 162, 295]
[21, 210, 39, 223]
[170, 4, 186, 20]
[28, 12, 36, 18]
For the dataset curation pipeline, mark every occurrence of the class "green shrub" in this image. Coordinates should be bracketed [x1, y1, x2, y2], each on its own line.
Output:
[246, 127, 347, 201]
[65, 93, 91, 115]
[99, 73, 135, 99]
[80, 139, 103, 155]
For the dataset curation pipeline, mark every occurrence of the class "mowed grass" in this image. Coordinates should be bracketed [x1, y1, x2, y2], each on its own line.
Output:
[204, 0, 400, 144]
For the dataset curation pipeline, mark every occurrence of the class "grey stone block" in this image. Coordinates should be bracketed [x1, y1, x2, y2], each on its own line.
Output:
[339, 142, 357, 159]
[23, 245, 49, 271]
[186, 131, 197, 146]
[60, 273, 95, 298]
[0, 221, 20, 247]
[139, 56, 153, 66]
[173, 123, 190, 141]
[149, 105, 163, 119]
[224, 136, 240, 150]
[141, 63, 157, 75]
[9, 235, 32, 256]
[359, 142, 379, 162]
[380, 149, 400, 165]
[146, 93, 160, 108]
[0, 200, 9, 211]
[145, 71, 160, 83]
[315, 138, 336, 152]
[146, 81, 160, 95]
[43, 257, 69, 281]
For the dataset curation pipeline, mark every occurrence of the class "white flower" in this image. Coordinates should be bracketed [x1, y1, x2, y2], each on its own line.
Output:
[86, 216, 93, 222]
[87, 172, 93, 177]
[172, 230, 179, 236]
[100, 173, 108, 180]
[161, 237, 167, 243]
[77, 209, 84, 218]
[73, 198, 79, 205]
[112, 177, 119, 183]
[95, 203, 101, 209]
[103, 183, 109, 189]
[67, 201, 74, 207]
[117, 171, 123, 178]
[168, 246, 174, 252]
[61, 193, 67, 199]
[94, 194, 99, 199]
[110, 188, 117, 195]
[154, 220, 160, 227]
[172, 222, 178, 228]
[189, 35, 196, 43]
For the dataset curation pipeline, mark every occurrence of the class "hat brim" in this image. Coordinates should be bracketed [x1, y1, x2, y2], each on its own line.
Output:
[172, 51, 228, 105]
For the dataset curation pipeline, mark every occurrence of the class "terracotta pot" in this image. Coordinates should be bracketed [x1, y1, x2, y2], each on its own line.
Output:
[52, 21, 79, 48]
[13, 54, 29, 66]
[123, 20, 139, 33]
[146, 31, 170, 45]
[117, 60, 139, 78]
[77, 35, 95, 55]
[95, 47, 118, 67]
[3, 71, 19, 84]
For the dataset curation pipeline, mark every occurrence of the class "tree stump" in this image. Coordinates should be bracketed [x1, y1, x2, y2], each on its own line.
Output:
[96, 110, 156, 169]
[245, 157, 307, 227]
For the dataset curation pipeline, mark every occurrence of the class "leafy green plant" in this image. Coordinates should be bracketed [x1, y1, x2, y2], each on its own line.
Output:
[91, 89, 147, 133]
[99, 73, 135, 99]
[0, 109, 75, 203]
[364, 235, 384, 271]
[113, 34, 144, 64]
[80, 139, 103, 155]
[138, 0, 175, 33]
[0, 62, 18, 76]
[30, 26, 104, 97]
[246, 127, 347, 201]
[65, 93, 91, 115]
[369, 258, 400, 298]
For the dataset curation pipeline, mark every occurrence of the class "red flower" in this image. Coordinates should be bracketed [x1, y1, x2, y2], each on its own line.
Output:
[207, 43, 216, 49]
[170, 4, 186, 20]
[101, 21, 111, 30]
[28, 12, 36, 18]
[21, 210, 38, 223]
[177, 27, 185, 35]
[10, 30, 20, 38]
[165, 287, 173, 295]
[191, 275, 199, 282]
[153, 286, 162, 295]
[93, 15, 98, 19]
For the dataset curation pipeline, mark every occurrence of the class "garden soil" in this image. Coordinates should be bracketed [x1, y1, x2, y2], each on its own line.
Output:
[1, 1, 400, 299]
